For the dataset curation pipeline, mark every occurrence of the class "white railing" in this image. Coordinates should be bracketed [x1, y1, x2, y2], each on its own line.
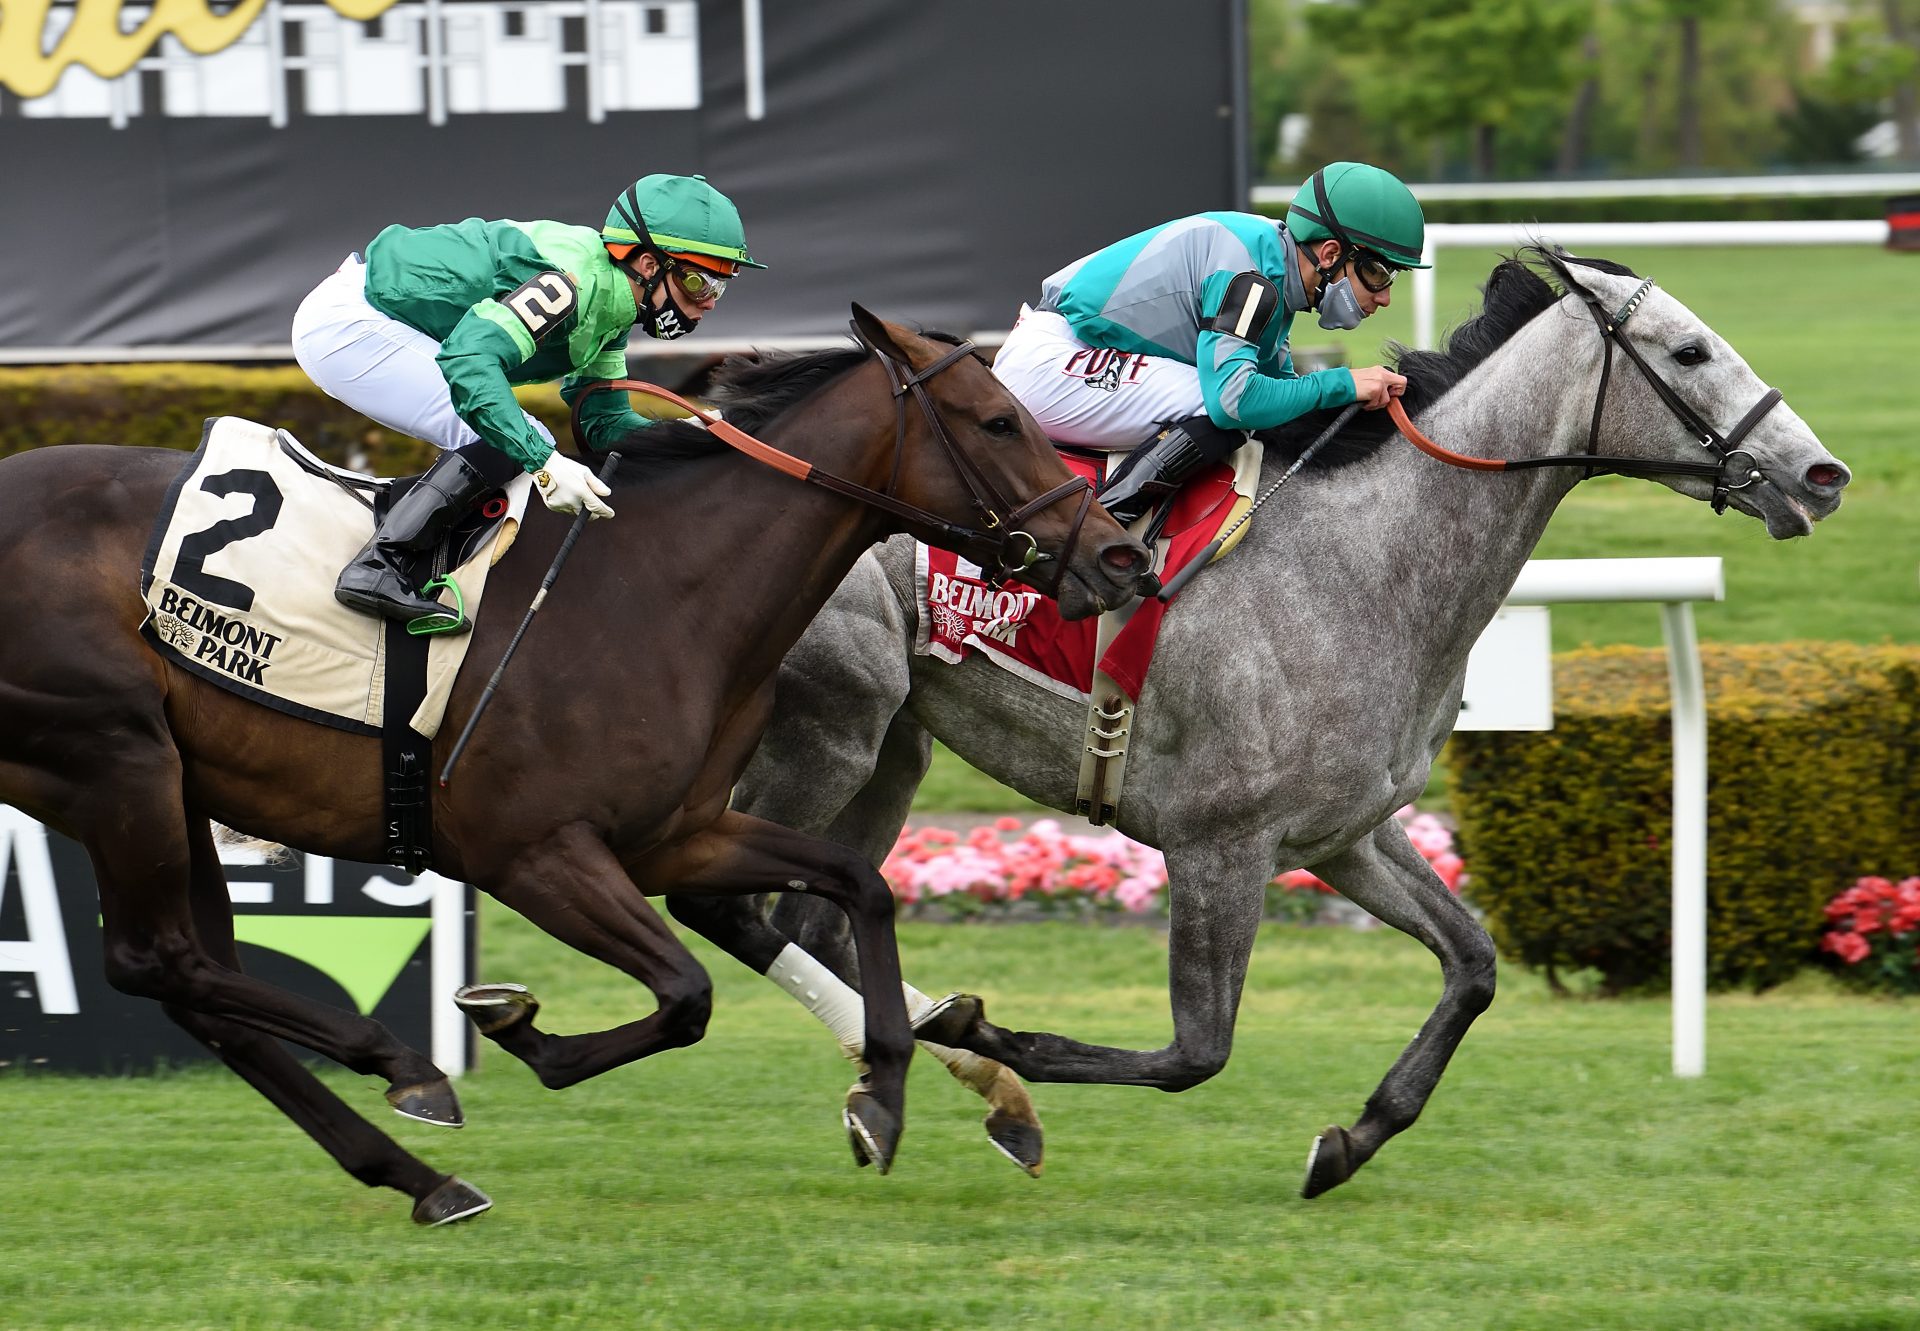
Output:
[1409, 219, 1889, 350]
[1253, 172, 1920, 206]
[1501, 557, 1724, 1078]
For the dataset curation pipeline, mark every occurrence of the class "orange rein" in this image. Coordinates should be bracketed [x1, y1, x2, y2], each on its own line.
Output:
[618, 380, 1507, 481]
[597, 378, 814, 481]
[1386, 397, 1510, 473]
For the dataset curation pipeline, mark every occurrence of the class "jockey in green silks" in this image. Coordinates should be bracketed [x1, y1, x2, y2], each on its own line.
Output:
[292, 173, 764, 632]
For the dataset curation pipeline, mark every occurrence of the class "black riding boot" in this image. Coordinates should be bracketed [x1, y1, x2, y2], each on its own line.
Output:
[1096, 415, 1246, 527]
[335, 449, 498, 629]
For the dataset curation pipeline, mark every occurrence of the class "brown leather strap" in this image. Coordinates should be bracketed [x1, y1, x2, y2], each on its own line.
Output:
[594, 379, 815, 480]
[1387, 398, 1510, 472]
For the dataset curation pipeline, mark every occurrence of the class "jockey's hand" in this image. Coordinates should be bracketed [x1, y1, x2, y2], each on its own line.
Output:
[1350, 365, 1408, 411]
[534, 451, 614, 519]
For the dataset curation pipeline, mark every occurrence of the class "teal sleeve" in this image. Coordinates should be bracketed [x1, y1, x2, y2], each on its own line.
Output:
[435, 305, 554, 471]
[1195, 328, 1356, 430]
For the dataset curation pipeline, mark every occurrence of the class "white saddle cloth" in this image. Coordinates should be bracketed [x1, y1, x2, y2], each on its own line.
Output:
[140, 417, 529, 738]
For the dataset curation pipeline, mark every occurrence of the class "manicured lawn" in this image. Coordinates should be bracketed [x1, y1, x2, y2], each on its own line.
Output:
[5, 919, 1915, 1329]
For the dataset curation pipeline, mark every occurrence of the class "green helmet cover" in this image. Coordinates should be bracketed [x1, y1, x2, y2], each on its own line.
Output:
[602, 174, 766, 269]
[1286, 162, 1429, 269]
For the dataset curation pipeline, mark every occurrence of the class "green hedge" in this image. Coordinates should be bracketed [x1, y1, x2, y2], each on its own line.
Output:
[0, 364, 575, 476]
[1451, 642, 1920, 994]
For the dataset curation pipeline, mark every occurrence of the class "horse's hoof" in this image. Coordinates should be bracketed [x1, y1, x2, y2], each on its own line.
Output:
[412, 1175, 493, 1226]
[984, 1109, 1044, 1178]
[454, 982, 540, 1036]
[386, 1077, 464, 1128]
[843, 1085, 901, 1176]
[1302, 1124, 1356, 1199]
[912, 992, 983, 1047]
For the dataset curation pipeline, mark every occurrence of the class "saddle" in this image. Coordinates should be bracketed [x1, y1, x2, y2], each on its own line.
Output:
[141, 417, 531, 868]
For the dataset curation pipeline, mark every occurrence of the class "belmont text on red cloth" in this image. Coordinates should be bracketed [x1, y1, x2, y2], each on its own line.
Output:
[915, 453, 1241, 702]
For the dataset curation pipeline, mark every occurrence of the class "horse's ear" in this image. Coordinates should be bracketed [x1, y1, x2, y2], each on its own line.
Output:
[1533, 245, 1601, 304]
[850, 303, 911, 362]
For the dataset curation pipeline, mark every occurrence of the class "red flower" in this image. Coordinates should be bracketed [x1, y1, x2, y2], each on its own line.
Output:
[1822, 930, 1872, 965]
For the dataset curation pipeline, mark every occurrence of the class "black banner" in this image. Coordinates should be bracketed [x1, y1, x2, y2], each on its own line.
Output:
[0, 1, 1239, 357]
[0, 808, 474, 1074]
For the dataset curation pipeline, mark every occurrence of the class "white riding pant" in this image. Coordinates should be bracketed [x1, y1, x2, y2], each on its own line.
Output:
[991, 306, 1207, 451]
[290, 255, 554, 459]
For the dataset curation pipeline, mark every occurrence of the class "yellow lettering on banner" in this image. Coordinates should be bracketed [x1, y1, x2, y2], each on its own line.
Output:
[0, 0, 402, 101]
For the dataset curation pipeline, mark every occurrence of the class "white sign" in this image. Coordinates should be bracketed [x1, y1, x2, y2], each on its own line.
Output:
[1457, 605, 1553, 731]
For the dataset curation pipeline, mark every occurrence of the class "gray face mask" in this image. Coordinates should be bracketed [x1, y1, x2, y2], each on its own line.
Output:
[1316, 274, 1365, 331]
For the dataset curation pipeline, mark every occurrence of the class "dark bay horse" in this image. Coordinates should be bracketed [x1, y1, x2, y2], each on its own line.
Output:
[685, 251, 1852, 1194]
[0, 308, 1150, 1223]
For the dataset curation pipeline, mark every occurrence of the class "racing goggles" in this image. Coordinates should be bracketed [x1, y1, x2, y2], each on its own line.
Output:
[1350, 248, 1400, 294]
[665, 253, 737, 303]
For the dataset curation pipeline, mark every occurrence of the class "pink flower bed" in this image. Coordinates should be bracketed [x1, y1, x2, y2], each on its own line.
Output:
[1820, 875, 1920, 993]
[881, 807, 1465, 920]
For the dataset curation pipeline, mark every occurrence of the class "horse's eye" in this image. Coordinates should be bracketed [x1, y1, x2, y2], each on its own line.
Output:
[1673, 343, 1709, 367]
[983, 415, 1019, 437]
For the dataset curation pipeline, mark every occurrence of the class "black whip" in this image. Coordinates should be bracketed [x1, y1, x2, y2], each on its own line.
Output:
[439, 451, 621, 787]
[1154, 403, 1363, 603]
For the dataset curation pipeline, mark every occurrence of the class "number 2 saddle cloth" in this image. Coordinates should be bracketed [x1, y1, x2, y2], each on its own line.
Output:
[139, 416, 531, 738]
[916, 440, 1261, 703]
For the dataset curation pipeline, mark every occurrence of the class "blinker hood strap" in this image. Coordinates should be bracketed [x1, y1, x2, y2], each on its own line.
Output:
[1302, 171, 1365, 330]
[613, 185, 653, 251]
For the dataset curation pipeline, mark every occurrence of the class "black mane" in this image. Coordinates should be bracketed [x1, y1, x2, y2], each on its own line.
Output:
[1258, 245, 1640, 470]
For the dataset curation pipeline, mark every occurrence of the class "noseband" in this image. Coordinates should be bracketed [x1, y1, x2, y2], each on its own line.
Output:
[1389, 257, 1783, 513]
[854, 326, 1094, 591]
[572, 334, 1095, 592]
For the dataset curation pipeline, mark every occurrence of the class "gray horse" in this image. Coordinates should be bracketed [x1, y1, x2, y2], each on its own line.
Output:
[666, 248, 1851, 1196]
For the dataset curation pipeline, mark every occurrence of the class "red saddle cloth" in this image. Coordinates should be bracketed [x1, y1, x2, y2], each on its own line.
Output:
[917, 453, 1240, 702]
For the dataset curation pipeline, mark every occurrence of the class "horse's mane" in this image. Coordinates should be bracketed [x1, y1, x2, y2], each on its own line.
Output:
[577, 341, 871, 480]
[581, 329, 985, 482]
[1258, 245, 1641, 470]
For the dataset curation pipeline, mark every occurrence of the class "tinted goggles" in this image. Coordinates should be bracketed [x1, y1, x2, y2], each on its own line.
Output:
[1351, 248, 1399, 294]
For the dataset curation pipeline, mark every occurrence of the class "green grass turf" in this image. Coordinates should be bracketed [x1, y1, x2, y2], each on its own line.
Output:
[919, 243, 1919, 815]
[4, 917, 1916, 1329]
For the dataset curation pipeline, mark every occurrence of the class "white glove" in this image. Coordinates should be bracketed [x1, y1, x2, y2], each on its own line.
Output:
[533, 451, 614, 519]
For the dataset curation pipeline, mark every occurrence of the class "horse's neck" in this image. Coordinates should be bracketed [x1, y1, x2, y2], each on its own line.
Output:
[640, 382, 898, 691]
[1272, 312, 1599, 673]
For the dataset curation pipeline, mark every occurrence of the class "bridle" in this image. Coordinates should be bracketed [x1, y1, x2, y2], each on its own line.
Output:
[1387, 255, 1782, 514]
[572, 328, 1094, 591]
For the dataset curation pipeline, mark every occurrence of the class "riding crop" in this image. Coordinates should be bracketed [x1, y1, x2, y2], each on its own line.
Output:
[1154, 402, 1362, 602]
[439, 450, 621, 787]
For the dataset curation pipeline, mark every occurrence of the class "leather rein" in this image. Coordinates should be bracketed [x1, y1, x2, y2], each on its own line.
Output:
[573, 330, 1092, 591]
[1386, 265, 1782, 514]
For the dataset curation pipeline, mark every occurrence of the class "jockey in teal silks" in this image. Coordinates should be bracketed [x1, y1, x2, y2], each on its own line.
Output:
[991, 161, 1427, 525]
[292, 173, 763, 632]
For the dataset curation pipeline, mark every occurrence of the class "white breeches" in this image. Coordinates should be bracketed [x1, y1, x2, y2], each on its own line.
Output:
[991, 306, 1208, 451]
[290, 255, 554, 457]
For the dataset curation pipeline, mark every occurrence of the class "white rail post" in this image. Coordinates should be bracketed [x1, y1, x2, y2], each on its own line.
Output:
[1662, 601, 1707, 1077]
[1502, 558, 1721, 1076]
[742, 0, 765, 121]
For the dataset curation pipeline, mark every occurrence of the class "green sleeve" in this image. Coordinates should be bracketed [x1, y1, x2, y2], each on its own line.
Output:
[434, 302, 556, 471]
[561, 379, 654, 453]
[559, 336, 652, 453]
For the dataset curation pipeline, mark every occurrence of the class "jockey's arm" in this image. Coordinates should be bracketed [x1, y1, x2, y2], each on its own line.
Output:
[559, 337, 652, 453]
[1196, 330, 1357, 431]
[1194, 269, 1355, 431]
[435, 301, 564, 471]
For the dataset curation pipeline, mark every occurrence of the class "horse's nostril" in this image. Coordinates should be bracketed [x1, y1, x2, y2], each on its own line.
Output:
[1806, 464, 1847, 490]
[1102, 545, 1144, 572]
